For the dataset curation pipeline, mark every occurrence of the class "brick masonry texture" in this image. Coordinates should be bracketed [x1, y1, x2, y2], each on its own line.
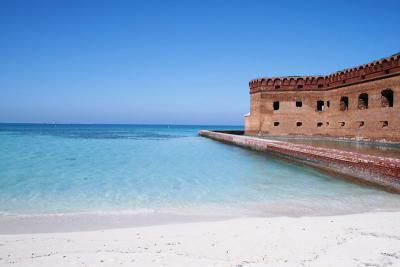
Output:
[245, 53, 400, 142]
[199, 130, 400, 192]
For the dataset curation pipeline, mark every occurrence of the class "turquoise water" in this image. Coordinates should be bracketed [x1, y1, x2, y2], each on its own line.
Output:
[1, 124, 400, 217]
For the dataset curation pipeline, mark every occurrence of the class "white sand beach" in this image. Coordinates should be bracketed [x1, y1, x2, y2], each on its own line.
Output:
[1, 212, 400, 267]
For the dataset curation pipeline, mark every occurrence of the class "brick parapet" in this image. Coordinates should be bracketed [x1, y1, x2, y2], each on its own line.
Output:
[249, 53, 400, 94]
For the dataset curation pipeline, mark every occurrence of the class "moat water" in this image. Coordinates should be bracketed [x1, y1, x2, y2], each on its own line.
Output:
[261, 136, 400, 159]
[1, 124, 400, 220]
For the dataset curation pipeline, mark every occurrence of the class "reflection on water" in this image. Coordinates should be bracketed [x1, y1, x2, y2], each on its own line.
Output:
[261, 136, 400, 159]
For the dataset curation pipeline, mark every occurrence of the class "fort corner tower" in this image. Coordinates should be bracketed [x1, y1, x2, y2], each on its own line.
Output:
[245, 53, 400, 142]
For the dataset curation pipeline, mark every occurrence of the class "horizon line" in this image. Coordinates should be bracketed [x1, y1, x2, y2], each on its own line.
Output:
[0, 122, 244, 127]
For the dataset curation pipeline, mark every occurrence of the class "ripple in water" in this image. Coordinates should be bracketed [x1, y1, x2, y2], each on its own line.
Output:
[0, 123, 400, 218]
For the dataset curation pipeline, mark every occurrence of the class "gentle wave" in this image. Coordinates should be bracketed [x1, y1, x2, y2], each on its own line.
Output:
[0, 124, 400, 217]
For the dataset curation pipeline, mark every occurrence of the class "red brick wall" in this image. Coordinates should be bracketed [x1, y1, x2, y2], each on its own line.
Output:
[245, 54, 400, 142]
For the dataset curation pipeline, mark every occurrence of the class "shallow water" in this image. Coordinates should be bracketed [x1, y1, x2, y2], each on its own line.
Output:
[0, 124, 400, 218]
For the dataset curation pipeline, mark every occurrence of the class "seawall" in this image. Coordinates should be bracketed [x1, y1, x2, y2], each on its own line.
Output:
[199, 130, 400, 193]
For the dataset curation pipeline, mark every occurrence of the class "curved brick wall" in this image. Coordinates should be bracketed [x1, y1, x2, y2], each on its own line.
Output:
[249, 53, 400, 93]
[199, 130, 400, 192]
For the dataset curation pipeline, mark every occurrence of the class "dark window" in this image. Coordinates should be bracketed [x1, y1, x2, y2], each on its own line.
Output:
[318, 84, 323, 88]
[340, 96, 349, 111]
[297, 85, 303, 89]
[296, 122, 302, 127]
[340, 122, 345, 127]
[358, 93, 368, 109]
[385, 70, 389, 74]
[273, 101, 280, 110]
[381, 89, 394, 107]
[317, 100, 324, 111]
[274, 122, 279, 127]
[326, 122, 330, 126]
[381, 121, 389, 128]
[296, 101, 302, 107]
[275, 85, 280, 89]
[361, 75, 365, 79]
[327, 101, 330, 108]
[357, 121, 365, 128]
[317, 122, 323, 127]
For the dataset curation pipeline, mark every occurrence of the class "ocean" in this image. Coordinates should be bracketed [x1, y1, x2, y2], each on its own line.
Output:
[1, 123, 400, 218]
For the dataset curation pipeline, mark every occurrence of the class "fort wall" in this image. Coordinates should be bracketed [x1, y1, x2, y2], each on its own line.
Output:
[245, 53, 400, 142]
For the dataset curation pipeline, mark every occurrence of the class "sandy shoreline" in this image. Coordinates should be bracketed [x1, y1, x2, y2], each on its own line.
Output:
[1, 212, 400, 266]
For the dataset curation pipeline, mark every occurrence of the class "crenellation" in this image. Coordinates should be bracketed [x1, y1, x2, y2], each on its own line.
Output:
[249, 53, 400, 93]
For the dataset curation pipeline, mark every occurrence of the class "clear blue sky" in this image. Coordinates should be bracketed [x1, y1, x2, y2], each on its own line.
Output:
[1, 0, 399, 125]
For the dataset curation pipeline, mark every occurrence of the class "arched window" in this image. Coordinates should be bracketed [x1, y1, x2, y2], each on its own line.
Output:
[317, 100, 324, 111]
[340, 96, 349, 111]
[273, 101, 280, 110]
[381, 89, 394, 107]
[358, 93, 368, 109]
